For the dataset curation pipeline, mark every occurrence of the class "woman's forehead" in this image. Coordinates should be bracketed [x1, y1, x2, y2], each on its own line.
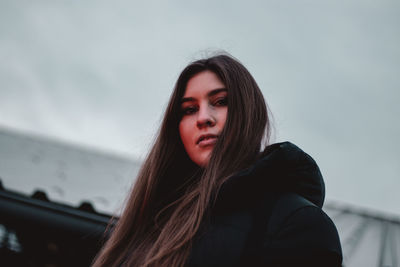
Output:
[182, 71, 226, 99]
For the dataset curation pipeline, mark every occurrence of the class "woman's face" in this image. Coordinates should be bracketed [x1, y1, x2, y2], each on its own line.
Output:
[179, 70, 228, 167]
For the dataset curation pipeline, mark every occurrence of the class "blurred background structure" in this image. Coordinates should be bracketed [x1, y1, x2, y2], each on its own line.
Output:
[1, 127, 400, 266]
[1, 0, 399, 266]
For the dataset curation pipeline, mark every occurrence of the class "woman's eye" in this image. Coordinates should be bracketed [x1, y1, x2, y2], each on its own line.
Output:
[182, 107, 197, 115]
[214, 97, 228, 106]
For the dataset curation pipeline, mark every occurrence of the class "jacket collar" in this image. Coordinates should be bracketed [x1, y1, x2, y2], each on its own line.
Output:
[214, 142, 325, 212]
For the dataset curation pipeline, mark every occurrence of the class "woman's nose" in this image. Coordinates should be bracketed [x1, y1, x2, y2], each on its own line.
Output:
[196, 106, 216, 128]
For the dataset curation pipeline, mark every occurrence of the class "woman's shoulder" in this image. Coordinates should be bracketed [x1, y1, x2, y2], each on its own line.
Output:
[218, 141, 326, 210]
[259, 192, 343, 266]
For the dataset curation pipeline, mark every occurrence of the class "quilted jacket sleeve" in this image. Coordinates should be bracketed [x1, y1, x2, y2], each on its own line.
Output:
[262, 205, 343, 267]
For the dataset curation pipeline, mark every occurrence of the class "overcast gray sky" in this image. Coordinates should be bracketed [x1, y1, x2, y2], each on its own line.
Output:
[1, 0, 399, 215]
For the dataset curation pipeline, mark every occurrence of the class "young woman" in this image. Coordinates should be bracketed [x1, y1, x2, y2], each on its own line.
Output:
[93, 54, 342, 266]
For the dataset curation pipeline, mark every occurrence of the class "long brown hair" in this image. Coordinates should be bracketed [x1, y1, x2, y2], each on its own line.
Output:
[92, 53, 271, 267]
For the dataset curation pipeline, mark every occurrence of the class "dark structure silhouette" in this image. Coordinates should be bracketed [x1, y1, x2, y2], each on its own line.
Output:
[0, 186, 111, 267]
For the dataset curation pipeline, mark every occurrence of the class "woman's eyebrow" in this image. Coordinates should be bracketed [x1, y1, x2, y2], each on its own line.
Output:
[181, 88, 227, 104]
[181, 97, 195, 104]
[208, 88, 227, 97]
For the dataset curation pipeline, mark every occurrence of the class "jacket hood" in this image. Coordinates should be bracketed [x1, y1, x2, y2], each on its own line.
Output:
[215, 142, 325, 210]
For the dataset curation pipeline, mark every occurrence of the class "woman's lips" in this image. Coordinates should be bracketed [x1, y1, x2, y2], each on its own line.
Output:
[198, 136, 218, 147]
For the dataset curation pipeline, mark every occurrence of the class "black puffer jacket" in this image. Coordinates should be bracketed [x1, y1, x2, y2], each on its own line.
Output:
[186, 142, 342, 266]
